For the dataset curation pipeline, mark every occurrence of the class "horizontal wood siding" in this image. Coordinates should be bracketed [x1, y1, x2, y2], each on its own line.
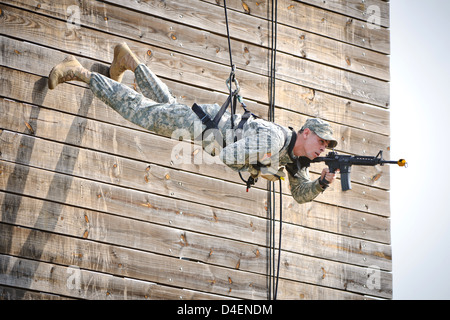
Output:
[0, 0, 392, 299]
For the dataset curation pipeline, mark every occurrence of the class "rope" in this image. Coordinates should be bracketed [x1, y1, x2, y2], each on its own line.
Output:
[222, 0, 281, 300]
[267, 0, 281, 301]
[223, 0, 234, 69]
[223, 0, 247, 187]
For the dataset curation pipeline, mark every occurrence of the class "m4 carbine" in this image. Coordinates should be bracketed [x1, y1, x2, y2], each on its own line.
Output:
[312, 150, 407, 191]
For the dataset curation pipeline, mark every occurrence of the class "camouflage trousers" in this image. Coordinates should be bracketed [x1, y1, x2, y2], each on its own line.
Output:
[89, 64, 289, 173]
[90, 64, 221, 144]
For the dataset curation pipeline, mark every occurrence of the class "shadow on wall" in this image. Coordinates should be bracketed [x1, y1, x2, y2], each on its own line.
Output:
[0, 63, 110, 297]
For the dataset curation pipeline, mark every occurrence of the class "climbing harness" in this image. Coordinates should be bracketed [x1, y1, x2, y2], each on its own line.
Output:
[191, 73, 253, 149]
[191, 0, 257, 191]
[191, 0, 283, 300]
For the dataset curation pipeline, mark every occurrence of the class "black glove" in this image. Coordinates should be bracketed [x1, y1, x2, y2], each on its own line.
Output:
[318, 175, 330, 190]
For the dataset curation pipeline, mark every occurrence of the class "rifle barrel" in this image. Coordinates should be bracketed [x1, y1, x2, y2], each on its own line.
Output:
[313, 153, 407, 167]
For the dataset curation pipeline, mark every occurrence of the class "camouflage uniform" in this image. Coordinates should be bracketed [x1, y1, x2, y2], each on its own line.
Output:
[89, 64, 336, 204]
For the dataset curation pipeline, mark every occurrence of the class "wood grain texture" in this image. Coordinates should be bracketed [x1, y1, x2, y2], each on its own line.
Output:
[0, 0, 392, 299]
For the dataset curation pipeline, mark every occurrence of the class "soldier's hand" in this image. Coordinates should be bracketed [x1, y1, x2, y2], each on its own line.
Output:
[320, 168, 337, 185]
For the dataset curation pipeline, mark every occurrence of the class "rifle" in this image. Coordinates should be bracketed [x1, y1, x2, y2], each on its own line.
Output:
[312, 150, 407, 191]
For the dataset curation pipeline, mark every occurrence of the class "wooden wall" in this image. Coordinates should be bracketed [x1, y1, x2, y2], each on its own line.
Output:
[0, 0, 392, 300]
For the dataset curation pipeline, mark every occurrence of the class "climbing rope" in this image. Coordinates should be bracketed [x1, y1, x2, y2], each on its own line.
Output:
[267, 0, 281, 301]
[222, 0, 281, 300]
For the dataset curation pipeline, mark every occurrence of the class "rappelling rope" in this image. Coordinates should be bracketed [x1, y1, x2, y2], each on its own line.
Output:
[267, 0, 281, 301]
[222, 0, 281, 300]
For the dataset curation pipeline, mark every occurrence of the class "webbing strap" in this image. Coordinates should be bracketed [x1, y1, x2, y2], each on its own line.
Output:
[191, 103, 217, 132]
[213, 94, 233, 124]
[191, 102, 253, 148]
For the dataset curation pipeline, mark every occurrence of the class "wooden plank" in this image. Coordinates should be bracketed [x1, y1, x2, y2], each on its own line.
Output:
[0, 192, 392, 298]
[0, 223, 263, 299]
[0, 285, 73, 300]
[0, 97, 392, 215]
[199, 0, 390, 53]
[0, 3, 390, 107]
[0, 224, 379, 299]
[0, 159, 393, 271]
[215, 0, 390, 29]
[14, 0, 390, 81]
[0, 253, 233, 300]
[292, 0, 390, 28]
[0, 128, 391, 243]
[0, 253, 367, 300]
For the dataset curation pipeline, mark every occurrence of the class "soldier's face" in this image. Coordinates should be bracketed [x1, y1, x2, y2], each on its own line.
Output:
[302, 129, 329, 160]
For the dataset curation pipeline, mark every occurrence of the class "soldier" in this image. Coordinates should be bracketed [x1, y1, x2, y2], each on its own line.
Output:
[48, 42, 338, 204]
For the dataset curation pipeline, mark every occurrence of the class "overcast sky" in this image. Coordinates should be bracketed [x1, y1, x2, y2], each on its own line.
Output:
[390, 0, 450, 299]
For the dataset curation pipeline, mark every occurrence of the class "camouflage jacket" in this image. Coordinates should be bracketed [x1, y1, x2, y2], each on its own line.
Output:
[197, 104, 325, 204]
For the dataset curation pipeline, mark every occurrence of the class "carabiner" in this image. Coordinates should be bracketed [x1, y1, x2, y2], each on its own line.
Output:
[226, 65, 240, 94]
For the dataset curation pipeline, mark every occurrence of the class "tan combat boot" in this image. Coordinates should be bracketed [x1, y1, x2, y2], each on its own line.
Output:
[48, 55, 91, 89]
[109, 42, 140, 83]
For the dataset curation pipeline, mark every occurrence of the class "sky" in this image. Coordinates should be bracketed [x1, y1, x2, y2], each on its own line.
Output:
[390, 0, 450, 299]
